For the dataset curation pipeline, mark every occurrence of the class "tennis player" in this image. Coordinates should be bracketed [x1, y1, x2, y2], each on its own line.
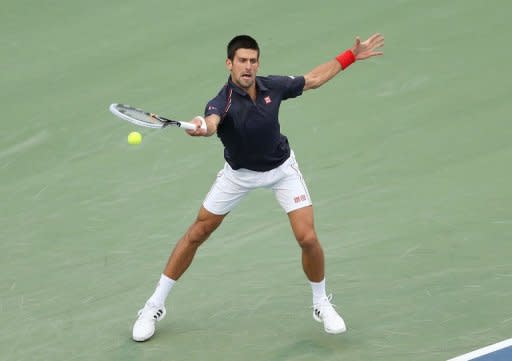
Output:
[132, 34, 384, 341]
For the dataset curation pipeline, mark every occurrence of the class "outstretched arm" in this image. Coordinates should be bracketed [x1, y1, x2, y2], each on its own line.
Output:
[186, 114, 220, 137]
[303, 33, 384, 91]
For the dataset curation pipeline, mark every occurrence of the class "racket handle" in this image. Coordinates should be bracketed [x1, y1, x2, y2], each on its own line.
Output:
[180, 116, 207, 131]
[179, 121, 198, 130]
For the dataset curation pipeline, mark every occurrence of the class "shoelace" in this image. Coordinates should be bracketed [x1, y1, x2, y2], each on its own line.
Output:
[312, 294, 337, 309]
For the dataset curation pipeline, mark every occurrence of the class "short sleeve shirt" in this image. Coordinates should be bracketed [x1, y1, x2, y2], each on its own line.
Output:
[204, 75, 305, 171]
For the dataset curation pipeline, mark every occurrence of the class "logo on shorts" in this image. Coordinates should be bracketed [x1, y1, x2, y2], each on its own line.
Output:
[264, 96, 272, 104]
[294, 194, 307, 203]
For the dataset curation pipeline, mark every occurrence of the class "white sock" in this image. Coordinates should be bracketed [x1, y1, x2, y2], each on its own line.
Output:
[310, 279, 328, 305]
[147, 274, 176, 306]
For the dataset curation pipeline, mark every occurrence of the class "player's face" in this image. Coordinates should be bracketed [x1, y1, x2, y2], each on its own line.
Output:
[226, 48, 259, 90]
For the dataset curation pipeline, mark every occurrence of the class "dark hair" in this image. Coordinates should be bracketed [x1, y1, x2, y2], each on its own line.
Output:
[227, 35, 260, 60]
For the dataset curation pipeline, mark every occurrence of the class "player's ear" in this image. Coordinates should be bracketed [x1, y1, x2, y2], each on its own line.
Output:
[226, 58, 232, 71]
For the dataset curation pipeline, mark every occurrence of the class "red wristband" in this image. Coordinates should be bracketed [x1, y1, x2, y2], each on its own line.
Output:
[335, 50, 356, 70]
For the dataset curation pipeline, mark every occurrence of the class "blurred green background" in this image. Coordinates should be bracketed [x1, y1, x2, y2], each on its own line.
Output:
[1, 1, 511, 360]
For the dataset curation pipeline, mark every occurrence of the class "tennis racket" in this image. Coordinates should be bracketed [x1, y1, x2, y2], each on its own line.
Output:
[109, 103, 204, 131]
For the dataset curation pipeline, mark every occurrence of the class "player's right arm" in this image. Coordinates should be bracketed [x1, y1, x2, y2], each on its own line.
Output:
[187, 84, 229, 137]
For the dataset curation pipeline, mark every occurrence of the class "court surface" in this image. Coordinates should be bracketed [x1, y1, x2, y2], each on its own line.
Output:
[1, 1, 511, 360]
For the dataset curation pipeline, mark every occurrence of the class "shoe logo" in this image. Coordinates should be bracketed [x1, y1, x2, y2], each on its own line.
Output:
[315, 309, 321, 318]
[154, 309, 163, 319]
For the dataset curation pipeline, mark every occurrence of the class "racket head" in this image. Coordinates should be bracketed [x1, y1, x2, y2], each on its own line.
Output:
[109, 103, 165, 129]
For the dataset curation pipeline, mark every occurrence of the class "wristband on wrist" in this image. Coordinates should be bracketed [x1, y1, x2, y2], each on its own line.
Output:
[335, 50, 356, 70]
[196, 115, 207, 132]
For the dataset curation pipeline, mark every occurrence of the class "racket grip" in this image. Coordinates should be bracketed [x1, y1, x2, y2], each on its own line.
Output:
[181, 117, 206, 131]
[179, 122, 198, 130]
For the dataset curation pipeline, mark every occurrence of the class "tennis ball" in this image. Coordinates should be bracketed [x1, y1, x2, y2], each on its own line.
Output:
[127, 131, 142, 145]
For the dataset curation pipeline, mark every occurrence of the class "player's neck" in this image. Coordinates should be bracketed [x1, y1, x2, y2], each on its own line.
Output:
[247, 86, 257, 101]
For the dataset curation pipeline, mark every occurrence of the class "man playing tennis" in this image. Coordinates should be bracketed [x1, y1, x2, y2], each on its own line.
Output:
[132, 33, 384, 341]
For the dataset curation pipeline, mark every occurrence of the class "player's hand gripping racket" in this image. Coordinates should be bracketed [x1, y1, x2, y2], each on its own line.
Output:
[109, 103, 206, 131]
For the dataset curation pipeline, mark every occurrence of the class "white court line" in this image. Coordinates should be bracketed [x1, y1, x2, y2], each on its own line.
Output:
[446, 338, 512, 361]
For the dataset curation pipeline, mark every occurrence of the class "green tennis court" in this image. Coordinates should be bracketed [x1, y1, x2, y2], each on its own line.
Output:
[1, 1, 511, 360]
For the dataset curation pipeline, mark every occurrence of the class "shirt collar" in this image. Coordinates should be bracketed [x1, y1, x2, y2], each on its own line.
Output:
[227, 76, 268, 96]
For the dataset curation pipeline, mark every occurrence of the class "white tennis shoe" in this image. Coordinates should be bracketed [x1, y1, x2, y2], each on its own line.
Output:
[132, 302, 166, 342]
[313, 295, 347, 334]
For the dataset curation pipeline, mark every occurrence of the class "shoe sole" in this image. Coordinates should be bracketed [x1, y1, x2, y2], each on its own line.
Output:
[325, 326, 347, 334]
[133, 336, 152, 342]
[132, 327, 155, 342]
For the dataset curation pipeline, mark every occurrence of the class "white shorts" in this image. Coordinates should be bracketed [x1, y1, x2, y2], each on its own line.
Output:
[203, 151, 312, 215]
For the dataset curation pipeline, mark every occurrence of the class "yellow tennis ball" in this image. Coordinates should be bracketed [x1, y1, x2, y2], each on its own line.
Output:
[127, 131, 142, 145]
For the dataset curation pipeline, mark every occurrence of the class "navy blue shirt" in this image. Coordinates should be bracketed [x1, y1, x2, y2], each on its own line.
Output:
[204, 75, 305, 171]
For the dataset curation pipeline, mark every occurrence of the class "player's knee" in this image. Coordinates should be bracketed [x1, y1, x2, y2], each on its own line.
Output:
[187, 220, 216, 245]
[296, 230, 319, 250]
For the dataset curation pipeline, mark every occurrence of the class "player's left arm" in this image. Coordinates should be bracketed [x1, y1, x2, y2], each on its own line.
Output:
[303, 33, 384, 91]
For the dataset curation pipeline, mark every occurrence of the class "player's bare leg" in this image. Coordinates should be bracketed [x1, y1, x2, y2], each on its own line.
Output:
[164, 206, 226, 280]
[132, 206, 226, 341]
[287, 206, 325, 282]
[288, 205, 346, 334]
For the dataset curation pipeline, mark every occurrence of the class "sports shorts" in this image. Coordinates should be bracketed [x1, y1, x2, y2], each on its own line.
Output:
[203, 150, 312, 215]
